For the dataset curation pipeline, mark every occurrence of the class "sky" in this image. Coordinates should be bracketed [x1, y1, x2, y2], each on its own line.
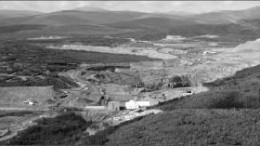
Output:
[1, 1, 260, 14]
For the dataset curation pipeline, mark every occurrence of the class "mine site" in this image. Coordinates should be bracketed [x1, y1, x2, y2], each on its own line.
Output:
[0, 1, 260, 145]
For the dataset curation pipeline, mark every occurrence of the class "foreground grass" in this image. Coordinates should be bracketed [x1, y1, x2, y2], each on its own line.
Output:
[106, 109, 260, 146]
[2, 113, 92, 145]
[1, 112, 144, 145]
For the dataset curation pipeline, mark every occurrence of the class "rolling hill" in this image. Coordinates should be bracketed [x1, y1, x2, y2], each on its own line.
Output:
[0, 10, 42, 20]
[1, 6, 260, 43]
[107, 16, 196, 29]
[0, 10, 149, 26]
[1, 6, 260, 27]
[73, 6, 109, 12]
[190, 6, 260, 24]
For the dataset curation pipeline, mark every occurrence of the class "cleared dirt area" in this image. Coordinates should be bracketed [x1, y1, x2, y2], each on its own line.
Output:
[0, 86, 55, 108]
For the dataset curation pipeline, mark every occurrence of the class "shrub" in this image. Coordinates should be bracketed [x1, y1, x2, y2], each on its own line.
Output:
[158, 91, 260, 111]
[105, 109, 260, 146]
[0, 111, 34, 118]
[4, 113, 92, 145]
[208, 92, 243, 109]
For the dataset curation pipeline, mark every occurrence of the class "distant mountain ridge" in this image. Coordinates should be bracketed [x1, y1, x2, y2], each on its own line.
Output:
[190, 6, 260, 24]
[0, 10, 42, 20]
[0, 10, 149, 26]
[1, 6, 260, 43]
[73, 6, 109, 12]
[1, 6, 260, 26]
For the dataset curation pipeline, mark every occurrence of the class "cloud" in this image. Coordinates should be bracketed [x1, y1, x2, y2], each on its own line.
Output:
[223, 1, 234, 5]
[0, 1, 260, 13]
[172, 1, 183, 6]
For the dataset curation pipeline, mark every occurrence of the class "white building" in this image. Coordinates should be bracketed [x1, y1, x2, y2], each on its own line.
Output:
[24, 99, 37, 105]
[125, 100, 151, 110]
[203, 51, 216, 55]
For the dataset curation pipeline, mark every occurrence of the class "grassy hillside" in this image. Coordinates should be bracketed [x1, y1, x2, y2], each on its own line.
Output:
[24, 36, 131, 47]
[0, 42, 156, 89]
[0, 10, 42, 20]
[0, 10, 148, 26]
[0, 25, 46, 33]
[106, 109, 260, 146]
[1, 11, 260, 44]
[1, 8, 260, 44]
[2, 113, 92, 145]
[107, 17, 195, 29]
[168, 22, 260, 43]
[190, 6, 260, 24]
[108, 17, 260, 43]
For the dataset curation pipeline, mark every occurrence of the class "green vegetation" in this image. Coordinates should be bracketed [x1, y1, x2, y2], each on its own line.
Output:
[106, 109, 260, 146]
[0, 42, 155, 89]
[1, 112, 144, 145]
[168, 23, 260, 44]
[0, 110, 35, 118]
[113, 28, 167, 41]
[2, 113, 92, 145]
[0, 25, 46, 33]
[25, 36, 131, 47]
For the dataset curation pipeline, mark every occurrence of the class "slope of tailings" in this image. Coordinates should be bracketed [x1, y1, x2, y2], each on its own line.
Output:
[229, 38, 260, 53]
[187, 38, 260, 84]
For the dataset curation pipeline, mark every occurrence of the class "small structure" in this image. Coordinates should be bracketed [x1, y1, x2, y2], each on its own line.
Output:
[99, 96, 108, 106]
[203, 51, 216, 55]
[141, 97, 160, 105]
[24, 99, 38, 106]
[85, 106, 106, 110]
[100, 88, 106, 95]
[107, 101, 125, 111]
[87, 78, 99, 83]
[181, 90, 194, 96]
[160, 94, 167, 100]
